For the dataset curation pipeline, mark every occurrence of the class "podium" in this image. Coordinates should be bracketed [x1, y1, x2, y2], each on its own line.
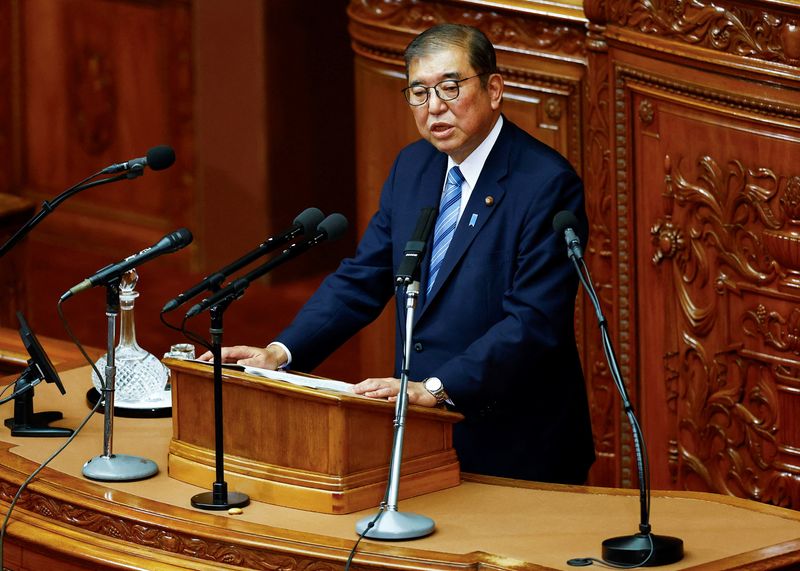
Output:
[166, 359, 463, 514]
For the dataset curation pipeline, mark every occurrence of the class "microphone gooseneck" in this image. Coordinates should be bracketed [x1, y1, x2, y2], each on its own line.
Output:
[554, 211, 683, 568]
[0, 145, 177, 259]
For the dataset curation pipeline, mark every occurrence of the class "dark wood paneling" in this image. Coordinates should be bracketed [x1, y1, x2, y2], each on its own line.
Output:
[2, 0, 358, 384]
[19, 0, 195, 351]
[0, 0, 13, 193]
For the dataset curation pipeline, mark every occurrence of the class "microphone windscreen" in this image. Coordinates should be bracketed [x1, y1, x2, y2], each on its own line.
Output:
[168, 227, 194, 250]
[318, 213, 348, 241]
[147, 145, 176, 171]
[294, 207, 325, 235]
[553, 210, 579, 235]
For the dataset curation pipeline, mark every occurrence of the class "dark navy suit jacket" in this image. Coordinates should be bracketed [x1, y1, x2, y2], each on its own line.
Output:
[277, 118, 595, 483]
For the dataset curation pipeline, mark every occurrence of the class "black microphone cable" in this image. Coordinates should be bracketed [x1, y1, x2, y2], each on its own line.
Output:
[159, 309, 213, 356]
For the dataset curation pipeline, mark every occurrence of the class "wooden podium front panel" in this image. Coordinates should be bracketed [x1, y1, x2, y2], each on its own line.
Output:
[167, 359, 462, 514]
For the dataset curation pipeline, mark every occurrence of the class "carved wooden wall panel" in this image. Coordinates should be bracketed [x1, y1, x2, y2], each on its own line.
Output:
[631, 82, 800, 504]
[581, 2, 622, 487]
[597, 0, 800, 507]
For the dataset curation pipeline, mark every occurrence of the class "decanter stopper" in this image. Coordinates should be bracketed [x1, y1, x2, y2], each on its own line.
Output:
[91, 269, 170, 403]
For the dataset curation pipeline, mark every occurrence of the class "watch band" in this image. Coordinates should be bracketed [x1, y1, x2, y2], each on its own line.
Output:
[423, 377, 449, 406]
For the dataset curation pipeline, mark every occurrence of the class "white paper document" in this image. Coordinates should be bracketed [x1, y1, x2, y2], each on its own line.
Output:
[242, 366, 354, 394]
[185, 359, 354, 393]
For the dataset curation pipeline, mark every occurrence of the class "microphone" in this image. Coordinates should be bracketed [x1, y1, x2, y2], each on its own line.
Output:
[61, 228, 193, 301]
[1, 147, 177, 259]
[161, 207, 324, 313]
[100, 145, 176, 175]
[555, 212, 684, 566]
[395, 207, 436, 286]
[552, 210, 583, 260]
[186, 213, 348, 318]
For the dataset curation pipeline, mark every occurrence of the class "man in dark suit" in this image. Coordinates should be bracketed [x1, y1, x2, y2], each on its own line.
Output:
[210, 24, 595, 484]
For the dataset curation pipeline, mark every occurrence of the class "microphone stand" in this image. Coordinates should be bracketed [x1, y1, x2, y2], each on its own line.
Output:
[570, 253, 683, 566]
[190, 299, 249, 510]
[355, 280, 434, 539]
[0, 172, 132, 259]
[83, 281, 159, 481]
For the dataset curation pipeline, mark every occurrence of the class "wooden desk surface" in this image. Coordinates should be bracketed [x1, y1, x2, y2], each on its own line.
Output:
[1, 365, 800, 570]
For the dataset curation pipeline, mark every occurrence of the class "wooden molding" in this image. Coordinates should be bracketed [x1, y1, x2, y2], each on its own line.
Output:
[348, 0, 587, 65]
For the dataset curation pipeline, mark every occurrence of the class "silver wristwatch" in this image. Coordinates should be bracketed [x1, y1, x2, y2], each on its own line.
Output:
[423, 377, 449, 406]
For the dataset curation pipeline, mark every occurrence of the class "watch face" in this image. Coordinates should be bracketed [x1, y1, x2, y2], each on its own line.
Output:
[425, 377, 443, 392]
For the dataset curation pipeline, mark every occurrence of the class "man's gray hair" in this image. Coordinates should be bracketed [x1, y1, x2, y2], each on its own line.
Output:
[404, 24, 497, 86]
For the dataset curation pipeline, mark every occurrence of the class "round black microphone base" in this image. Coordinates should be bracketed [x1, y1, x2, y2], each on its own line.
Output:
[602, 533, 684, 567]
[191, 481, 249, 511]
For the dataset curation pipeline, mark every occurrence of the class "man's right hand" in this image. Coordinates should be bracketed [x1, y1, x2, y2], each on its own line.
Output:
[196, 344, 287, 370]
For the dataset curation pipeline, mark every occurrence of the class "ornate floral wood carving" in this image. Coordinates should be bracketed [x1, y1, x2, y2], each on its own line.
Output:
[650, 219, 685, 264]
[622, 66, 799, 122]
[544, 97, 562, 121]
[666, 155, 779, 289]
[608, 0, 800, 67]
[658, 153, 800, 507]
[349, 0, 586, 60]
[0, 482, 344, 570]
[638, 98, 654, 125]
[672, 344, 789, 505]
[744, 304, 800, 355]
[582, 19, 620, 484]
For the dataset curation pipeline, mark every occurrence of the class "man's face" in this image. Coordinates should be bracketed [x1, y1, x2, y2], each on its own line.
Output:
[407, 47, 503, 164]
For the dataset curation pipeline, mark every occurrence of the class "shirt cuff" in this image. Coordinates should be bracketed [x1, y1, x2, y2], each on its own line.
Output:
[267, 341, 291, 369]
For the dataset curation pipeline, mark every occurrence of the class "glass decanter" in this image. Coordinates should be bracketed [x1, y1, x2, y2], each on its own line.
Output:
[91, 269, 170, 403]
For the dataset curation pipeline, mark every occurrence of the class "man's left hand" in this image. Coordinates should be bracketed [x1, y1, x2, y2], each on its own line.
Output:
[353, 377, 437, 407]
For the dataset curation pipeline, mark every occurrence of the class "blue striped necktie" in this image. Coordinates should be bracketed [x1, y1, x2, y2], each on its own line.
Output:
[427, 166, 464, 295]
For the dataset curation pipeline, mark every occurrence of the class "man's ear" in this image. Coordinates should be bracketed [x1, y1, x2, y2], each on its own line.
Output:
[488, 73, 504, 109]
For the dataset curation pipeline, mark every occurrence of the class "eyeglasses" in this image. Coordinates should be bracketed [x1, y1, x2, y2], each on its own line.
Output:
[401, 73, 489, 106]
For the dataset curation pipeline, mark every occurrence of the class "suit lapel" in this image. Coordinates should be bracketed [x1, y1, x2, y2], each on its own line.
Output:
[418, 121, 512, 319]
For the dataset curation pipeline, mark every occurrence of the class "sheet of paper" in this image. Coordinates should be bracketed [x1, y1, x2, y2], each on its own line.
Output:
[184, 360, 354, 393]
[242, 366, 354, 393]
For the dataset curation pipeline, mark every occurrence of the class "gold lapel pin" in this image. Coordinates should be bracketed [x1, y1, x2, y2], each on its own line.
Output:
[485, 196, 494, 206]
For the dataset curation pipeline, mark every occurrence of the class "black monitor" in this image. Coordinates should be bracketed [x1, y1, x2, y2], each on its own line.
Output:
[17, 311, 65, 394]
[3, 312, 72, 436]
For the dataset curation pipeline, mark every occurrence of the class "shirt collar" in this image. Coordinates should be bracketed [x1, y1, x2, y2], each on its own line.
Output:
[447, 114, 503, 189]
